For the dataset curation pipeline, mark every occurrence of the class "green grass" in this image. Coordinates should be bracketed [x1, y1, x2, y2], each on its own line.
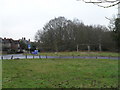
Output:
[2, 58, 118, 88]
[38, 51, 119, 57]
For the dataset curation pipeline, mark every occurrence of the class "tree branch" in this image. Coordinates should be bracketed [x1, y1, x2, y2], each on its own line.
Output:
[77, 0, 120, 8]
[93, 1, 120, 8]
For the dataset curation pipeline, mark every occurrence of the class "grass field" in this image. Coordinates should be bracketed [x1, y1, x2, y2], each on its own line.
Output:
[2, 58, 118, 88]
[37, 51, 119, 57]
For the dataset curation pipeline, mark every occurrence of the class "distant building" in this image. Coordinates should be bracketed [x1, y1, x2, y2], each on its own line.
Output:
[1, 37, 31, 54]
[1, 38, 20, 54]
[19, 37, 31, 52]
[19, 37, 30, 45]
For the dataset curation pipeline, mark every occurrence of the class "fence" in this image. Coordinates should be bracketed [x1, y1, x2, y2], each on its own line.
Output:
[0, 54, 119, 60]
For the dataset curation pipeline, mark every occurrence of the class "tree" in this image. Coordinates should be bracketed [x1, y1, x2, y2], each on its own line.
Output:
[108, 16, 120, 51]
[19, 40, 27, 50]
[35, 17, 71, 51]
[78, 0, 120, 51]
[35, 16, 116, 52]
[77, 0, 120, 8]
[115, 18, 120, 33]
[114, 18, 120, 50]
[108, 16, 116, 31]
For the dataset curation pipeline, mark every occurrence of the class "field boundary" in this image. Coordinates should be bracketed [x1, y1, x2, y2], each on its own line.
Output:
[0, 54, 119, 60]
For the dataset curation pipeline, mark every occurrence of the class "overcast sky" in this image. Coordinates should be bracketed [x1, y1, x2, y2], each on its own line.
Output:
[0, 0, 117, 41]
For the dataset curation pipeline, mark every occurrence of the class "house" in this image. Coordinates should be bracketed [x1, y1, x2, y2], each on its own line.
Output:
[19, 37, 31, 51]
[1, 38, 20, 54]
[19, 37, 30, 45]
[1, 37, 31, 54]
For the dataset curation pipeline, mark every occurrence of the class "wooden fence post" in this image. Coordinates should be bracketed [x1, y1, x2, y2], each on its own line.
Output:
[73, 55, 74, 59]
[25, 55, 27, 59]
[1, 56, 3, 60]
[11, 55, 13, 59]
[96, 57, 97, 59]
[39, 55, 41, 59]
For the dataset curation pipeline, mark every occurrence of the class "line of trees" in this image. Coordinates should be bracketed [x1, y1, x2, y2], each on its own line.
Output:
[35, 16, 117, 52]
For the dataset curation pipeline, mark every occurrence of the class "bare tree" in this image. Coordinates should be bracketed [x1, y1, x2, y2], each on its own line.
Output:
[77, 0, 120, 8]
